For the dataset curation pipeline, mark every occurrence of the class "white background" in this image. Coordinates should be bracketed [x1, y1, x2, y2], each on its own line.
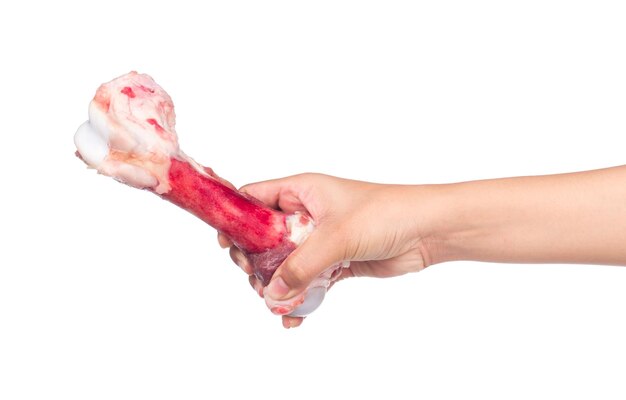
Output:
[1, 1, 625, 399]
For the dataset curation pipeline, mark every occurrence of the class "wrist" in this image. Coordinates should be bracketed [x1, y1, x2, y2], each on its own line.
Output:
[410, 182, 485, 266]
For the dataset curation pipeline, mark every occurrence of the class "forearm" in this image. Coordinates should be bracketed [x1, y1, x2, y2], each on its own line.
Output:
[424, 166, 626, 266]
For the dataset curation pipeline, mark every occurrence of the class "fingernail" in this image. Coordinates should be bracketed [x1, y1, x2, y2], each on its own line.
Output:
[234, 253, 244, 267]
[270, 306, 291, 315]
[249, 276, 264, 298]
[234, 253, 248, 273]
[267, 276, 290, 300]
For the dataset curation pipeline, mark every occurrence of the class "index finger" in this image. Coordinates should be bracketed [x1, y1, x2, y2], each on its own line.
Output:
[240, 175, 308, 214]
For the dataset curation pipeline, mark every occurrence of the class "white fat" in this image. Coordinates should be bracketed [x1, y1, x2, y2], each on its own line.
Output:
[288, 287, 326, 317]
[88, 103, 111, 142]
[265, 261, 350, 317]
[74, 119, 158, 189]
[109, 163, 158, 189]
[74, 121, 108, 168]
[181, 152, 212, 178]
[286, 213, 315, 245]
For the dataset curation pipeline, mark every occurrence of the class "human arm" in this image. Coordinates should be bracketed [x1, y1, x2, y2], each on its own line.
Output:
[220, 166, 626, 327]
[431, 165, 626, 266]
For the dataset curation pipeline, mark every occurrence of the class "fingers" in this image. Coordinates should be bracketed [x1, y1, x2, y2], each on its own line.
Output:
[217, 231, 249, 274]
[217, 231, 250, 275]
[218, 229, 307, 327]
[249, 275, 264, 297]
[220, 228, 336, 328]
[240, 175, 311, 214]
[265, 227, 344, 301]
[220, 174, 342, 325]
[229, 246, 253, 275]
[279, 266, 353, 328]
[282, 315, 304, 329]
[217, 232, 233, 249]
[223, 240, 263, 298]
[203, 166, 237, 191]
[217, 230, 261, 294]
[239, 177, 292, 209]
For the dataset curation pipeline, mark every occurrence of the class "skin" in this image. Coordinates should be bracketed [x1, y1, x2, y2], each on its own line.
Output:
[218, 166, 626, 328]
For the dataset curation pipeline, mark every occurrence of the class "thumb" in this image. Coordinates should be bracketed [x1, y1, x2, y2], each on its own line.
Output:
[266, 227, 344, 300]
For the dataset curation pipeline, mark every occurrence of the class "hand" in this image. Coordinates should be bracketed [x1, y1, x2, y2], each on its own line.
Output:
[218, 173, 436, 328]
[218, 166, 626, 328]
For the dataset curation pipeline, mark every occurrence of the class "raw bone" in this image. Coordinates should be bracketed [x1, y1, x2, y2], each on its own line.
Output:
[74, 72, 347, 317]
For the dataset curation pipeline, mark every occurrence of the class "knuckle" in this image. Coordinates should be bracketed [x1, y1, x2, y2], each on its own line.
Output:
[283, 252, 310, 288]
